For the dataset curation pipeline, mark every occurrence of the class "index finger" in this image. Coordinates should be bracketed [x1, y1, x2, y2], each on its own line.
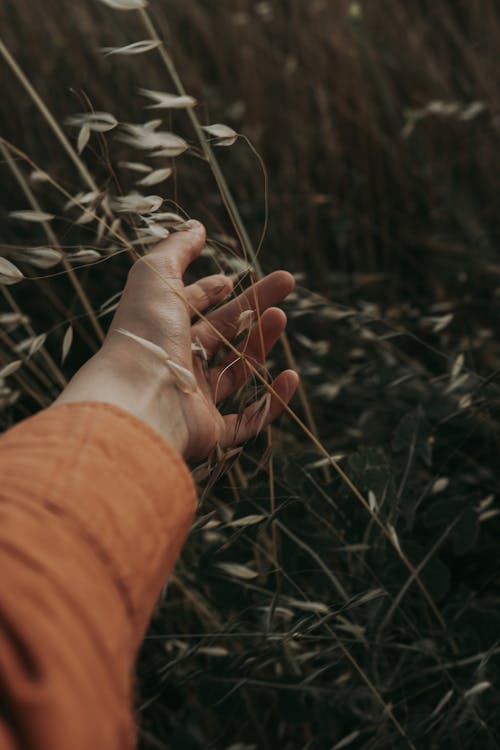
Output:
[192, 270, 295, 354]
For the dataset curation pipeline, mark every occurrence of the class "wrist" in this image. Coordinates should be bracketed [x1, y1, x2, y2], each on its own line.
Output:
[53, 345, 189, 457]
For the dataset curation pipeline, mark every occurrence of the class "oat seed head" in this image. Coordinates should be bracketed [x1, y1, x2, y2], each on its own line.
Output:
[101, 40, 161, 56]
[9, 210, 55, 223]
[139, 88, 197, 110]
[97, 0, 147, 10]
[0, 257, 25, 284]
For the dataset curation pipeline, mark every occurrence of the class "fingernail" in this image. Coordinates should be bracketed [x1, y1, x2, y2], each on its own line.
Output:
[184, 219, 202, 230]
[213, 278, 232, 295]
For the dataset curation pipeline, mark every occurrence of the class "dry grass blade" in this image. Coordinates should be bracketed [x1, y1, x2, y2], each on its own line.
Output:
[285, 598, 329, 614]
[29, 170, 50, 183]
[0, 257, 25, 284]
[352, 589, 386, 607]
[460, 101, 486, 120]
[464, 681, 491, 699]
[236, 309, 256, 336]
[9, 210, 55, 222]
[116, 329, 195, 392]
[97, 0, 147, 9]
[136, 167, 172, 186]
[74, 210, 96, 225]
[0, 360, 22, 378]
[66, 111, 118, 132]
[202, 123, 238, 146]
[152, 212, 185, 223]
[368, 490, 378, 513]
[77, 124, 90, 154]
[253, 392, 271, 435]
[119, 161, 152, 173]
[66, 249, 101, 264]
[101, 40, 161, 55]
[216, 563, 259, 580]
[64, 191, 100, 210]
[0, 313, 28, 328]
[112, 193, 163, 213]
[139, 88, 197, 109]
[431, 477, 449, 494]
[451, 353, 465, 378]
[137, 221, 169, 240]
[430, 689, 454, 718]
[227, 515, 266, 527]
[119, 122, 188, 156]
[26, 334, 47, 358]
[192, 337, 208, 367]
[115, 327, 168, 362]
[387, 523, 402, 554]
[165, 359, 197, 394]
[61, 325, 73, 364]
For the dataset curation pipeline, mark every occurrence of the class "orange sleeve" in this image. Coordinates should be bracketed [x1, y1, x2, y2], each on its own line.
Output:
[0, 402, 196, 750]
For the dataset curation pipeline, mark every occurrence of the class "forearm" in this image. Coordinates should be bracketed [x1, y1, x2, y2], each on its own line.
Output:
[0, 223, 297, 749]
[0, 402, 195, 749]
[52, 346, 189, 456]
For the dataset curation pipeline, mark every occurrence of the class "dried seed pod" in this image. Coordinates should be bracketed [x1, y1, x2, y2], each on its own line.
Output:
[139, 88, 197, 110]
[97, 0, 147, 9]
[165, 359, 197, 394]
[101, 40, 161, 56]
[61, 326, 73, 364]
[0, 257, 25, 285]
[9, 210, 54, 223]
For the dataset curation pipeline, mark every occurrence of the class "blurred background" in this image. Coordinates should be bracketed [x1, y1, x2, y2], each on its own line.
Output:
[1, 1, 500, 748]
[3, 1, 500, 289]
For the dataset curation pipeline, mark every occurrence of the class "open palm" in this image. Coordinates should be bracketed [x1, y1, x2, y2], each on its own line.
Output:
[101, 221, 298, 460]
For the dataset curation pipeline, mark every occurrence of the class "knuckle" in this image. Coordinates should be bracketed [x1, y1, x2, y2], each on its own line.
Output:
[129, 252, 176, 281]
[193, 290, 210, 314]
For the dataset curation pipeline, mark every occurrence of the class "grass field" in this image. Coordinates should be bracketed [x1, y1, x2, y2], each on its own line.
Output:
[1, 1, 500, 748]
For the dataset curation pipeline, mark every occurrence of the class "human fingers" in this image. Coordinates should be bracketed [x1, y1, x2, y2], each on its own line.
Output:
[220, 369, 299, 448]
[183, 274, 233, 318]
[110, 221, 207, 364]
[192, 271, 295, 357]
[136, 219, 206, 278]
[210, 307, 287, 402]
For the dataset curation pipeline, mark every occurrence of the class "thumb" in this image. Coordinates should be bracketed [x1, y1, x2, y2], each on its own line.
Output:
[142, 220, 206, 278]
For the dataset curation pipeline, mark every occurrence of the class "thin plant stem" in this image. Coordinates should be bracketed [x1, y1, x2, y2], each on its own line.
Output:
[1, 286, 67, 388]
[0, 351, 49, 408]
[0, 39, 100, 197]
[0, 141, 105, 341]
[139, 9, 323, 465]
[0, 329, 54, 392]
[137, 253, 448, 634]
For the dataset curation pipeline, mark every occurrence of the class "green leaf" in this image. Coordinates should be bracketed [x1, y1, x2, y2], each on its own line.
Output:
[424, 500, 478, 555]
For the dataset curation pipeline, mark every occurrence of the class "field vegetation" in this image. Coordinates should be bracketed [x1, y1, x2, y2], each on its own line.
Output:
[1, 1, 500, 748]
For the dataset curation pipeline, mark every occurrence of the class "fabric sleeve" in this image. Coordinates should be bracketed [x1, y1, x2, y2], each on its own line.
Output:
[0, 401, 196, 750]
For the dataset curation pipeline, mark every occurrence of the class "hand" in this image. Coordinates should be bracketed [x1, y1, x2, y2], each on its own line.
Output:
[53, 221, 299, 461]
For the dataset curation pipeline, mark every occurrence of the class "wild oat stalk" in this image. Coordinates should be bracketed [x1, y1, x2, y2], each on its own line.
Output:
[0, 138, 105, 341]
[138, 8, 323, 457]
[1, 5, 445, 639]
[0, 39, 101, 200]
[133, 255, 448, 631]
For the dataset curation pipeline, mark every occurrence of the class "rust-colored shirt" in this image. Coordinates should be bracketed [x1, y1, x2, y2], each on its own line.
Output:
[0, 402, 196, 749]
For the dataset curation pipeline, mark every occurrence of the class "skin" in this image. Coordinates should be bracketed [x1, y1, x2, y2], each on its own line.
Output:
[53, 220, 299, 461]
